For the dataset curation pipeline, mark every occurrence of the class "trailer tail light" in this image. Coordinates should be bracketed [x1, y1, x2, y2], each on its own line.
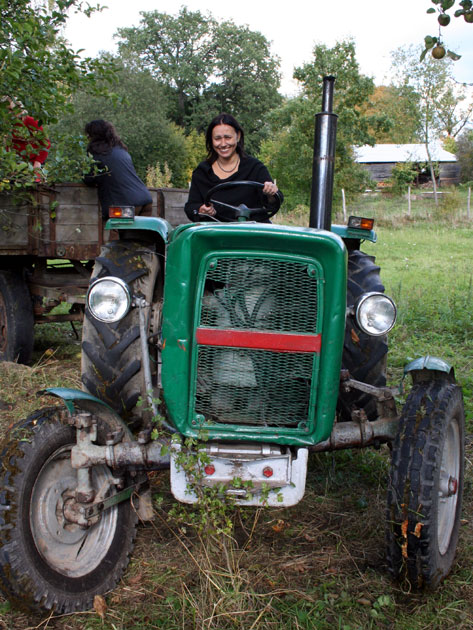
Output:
[263, 467, 274, 478]
[204, 464, 216, 476]
[348, 216, 374, 231]
[108, 206, 135, 219]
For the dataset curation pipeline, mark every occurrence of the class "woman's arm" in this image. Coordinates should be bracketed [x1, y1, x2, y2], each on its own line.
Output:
[184, 164, 215, 221]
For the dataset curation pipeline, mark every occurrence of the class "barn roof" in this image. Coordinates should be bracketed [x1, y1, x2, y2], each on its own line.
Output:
[354, 143, 457, 164]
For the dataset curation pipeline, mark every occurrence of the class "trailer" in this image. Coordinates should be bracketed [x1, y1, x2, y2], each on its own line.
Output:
[0, 183, 189, 362]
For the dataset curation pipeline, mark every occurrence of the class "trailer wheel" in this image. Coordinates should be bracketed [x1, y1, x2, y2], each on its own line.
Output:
[81, 241, 161, 419]
[339, 250, 388, 420]
[0, 407, 138, 614]
[386, 379, 464, 589]
[0, 269, 34, 363]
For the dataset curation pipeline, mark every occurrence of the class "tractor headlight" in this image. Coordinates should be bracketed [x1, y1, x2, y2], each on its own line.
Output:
[355, 292, 397, 336]
[86, 277, 132, 323]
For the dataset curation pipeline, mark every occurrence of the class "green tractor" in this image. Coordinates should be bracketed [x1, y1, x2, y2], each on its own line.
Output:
[0, 78, 465, 614]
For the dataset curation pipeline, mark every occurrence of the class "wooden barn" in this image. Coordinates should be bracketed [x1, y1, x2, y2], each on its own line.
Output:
[354, 143, 460, 187]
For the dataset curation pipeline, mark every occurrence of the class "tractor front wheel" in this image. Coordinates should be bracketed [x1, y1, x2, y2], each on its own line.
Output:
[386, 378, 464, 589]
[0, 407, 138, 614]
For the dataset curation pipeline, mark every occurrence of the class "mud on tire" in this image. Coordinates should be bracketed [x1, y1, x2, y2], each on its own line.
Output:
[386, 378, 464, 589]
[0, 407, 138, 614]
[81, 240, 161, 418]
[339, 250, 388, 420]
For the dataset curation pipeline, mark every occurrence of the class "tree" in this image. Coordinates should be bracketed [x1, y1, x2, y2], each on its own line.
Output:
[259, 40, 378, 210]
[116, 8, 281, 153]
[193, 21, 281, 154]
[0, 0, 115, 189]
[390, 45, 473, 201]
[362, 85, 422, 143]
[116, 8, 216, 127]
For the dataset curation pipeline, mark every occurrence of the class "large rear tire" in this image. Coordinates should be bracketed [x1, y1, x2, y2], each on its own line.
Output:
[81, 241, 161, 419]
[386, 378, 464, 589]
[0, 269, 34, 363]
[339, 250, 388, 420]
[0, 407, 138, 614]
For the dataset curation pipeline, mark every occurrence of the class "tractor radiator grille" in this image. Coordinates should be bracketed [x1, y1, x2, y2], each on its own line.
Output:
[194, 256, 320, 429]
[195, 347, 313, 427]
[200, 257, 318, 332]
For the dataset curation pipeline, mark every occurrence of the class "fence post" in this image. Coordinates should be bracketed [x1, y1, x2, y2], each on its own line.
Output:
[341, 188, 346, 221]
[407, 186, 411, 217]
[468, 187, 471, 220]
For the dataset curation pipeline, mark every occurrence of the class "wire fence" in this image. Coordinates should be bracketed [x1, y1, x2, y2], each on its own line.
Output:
[338, 186, 472, 225]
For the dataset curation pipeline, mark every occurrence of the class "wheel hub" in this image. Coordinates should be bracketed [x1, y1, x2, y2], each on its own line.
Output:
[31, 445, 119, 577]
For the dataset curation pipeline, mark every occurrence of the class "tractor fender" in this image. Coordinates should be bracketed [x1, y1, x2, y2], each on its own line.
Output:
[44, 387, 134, 441]
[403, 356, 455, 385]
[105, 216, 172, 242]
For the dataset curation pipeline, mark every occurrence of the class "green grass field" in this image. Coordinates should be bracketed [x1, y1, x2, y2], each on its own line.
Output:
[0, 197, 472, 629]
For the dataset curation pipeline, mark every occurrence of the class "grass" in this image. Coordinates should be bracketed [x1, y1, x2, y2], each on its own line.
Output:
[0, 195, 472, 629]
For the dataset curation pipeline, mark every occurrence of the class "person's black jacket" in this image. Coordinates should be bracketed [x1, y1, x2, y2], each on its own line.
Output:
[184, 156, 283, 222]
[84, 146, 152, 218]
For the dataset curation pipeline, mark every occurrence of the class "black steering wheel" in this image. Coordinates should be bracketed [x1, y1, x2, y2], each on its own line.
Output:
[202, 180, 281, 222]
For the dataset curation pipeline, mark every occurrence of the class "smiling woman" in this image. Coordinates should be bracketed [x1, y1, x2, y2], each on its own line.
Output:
[184, 113, 283, 222]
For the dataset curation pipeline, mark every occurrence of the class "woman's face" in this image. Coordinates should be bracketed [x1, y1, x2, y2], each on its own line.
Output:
[211, 124, 240, 160]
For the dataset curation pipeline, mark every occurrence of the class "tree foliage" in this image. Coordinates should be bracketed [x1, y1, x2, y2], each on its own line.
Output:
[259, 40, 377, 210]
[116, 7, 281, 153]
[362, 85, 422, 143]
[117, 7, 216, 127]
[0, 0, 116, 189]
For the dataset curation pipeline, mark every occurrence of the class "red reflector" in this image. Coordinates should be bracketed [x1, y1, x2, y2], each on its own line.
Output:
[204, 465, 216, 476]
[196, 328, 321, 353]
[263, 467, 273, 478]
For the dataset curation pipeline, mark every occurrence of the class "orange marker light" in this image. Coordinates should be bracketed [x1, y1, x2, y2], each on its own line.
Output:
[108, 206, 135, 219]
[348, 216, 374, 230]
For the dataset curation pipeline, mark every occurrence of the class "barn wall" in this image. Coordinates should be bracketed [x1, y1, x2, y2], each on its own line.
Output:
[439, 163, 460, 186]
[359, 161, 460, 186]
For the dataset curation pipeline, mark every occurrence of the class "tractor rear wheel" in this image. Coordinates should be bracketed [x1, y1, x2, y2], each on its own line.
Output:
[339, 250, 388, 420]
[386, 378, 464, 589]
[81, 240, 162, 420]
[0, 407, 138, 614]
[0, 269, 34, 363]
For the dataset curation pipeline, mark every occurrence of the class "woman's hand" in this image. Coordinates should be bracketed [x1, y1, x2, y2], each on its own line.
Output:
[198, 203, 216, 216]
[262, 181, 279, 197]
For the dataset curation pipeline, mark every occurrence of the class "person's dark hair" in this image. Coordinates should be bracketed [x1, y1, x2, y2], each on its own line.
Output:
[205, 113, 246, 163]
[85, 119, 127, 154]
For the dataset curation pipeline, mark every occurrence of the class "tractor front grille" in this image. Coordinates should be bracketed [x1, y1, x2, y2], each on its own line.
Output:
[194, 256, 321, 430]
[195, 346, 313, 427]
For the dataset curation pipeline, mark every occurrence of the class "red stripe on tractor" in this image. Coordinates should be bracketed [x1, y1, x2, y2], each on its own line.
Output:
[196, 328, 321, 353]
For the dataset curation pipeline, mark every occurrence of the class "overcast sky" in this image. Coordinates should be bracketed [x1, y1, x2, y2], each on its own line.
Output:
[64, 0, 473, 95]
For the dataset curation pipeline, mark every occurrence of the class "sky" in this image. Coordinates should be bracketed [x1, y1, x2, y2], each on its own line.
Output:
[64, 0, 473, 95]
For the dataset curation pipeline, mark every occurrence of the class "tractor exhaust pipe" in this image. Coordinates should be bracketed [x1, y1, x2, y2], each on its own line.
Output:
[309, 75, 338, 230]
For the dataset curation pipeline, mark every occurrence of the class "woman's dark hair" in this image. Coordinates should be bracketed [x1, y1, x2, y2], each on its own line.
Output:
[205, 113, 246, 163]
[85, 119, 127, 154]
